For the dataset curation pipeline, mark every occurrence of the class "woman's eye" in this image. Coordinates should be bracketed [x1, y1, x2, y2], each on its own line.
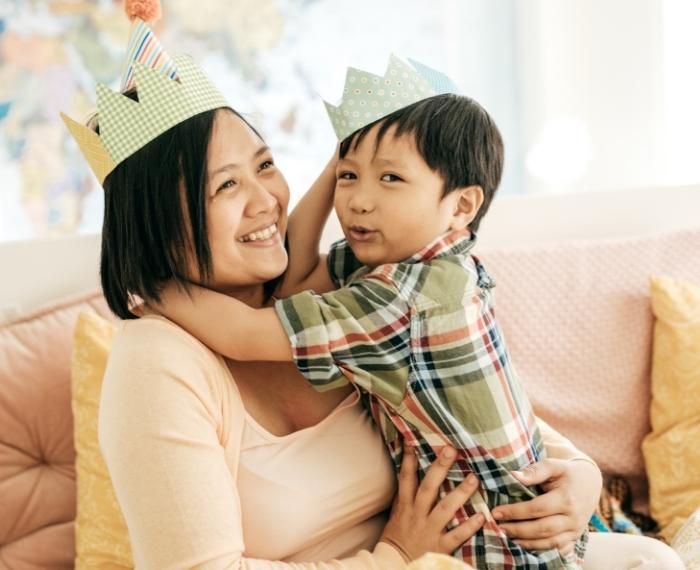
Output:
[217, 179, 236, 192]
[259, 159, 274, 171]
[338, 171, 356, 180]
[381, 173, 402, 182]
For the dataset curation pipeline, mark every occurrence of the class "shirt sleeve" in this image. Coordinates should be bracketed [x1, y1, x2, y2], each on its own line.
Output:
[274, 275, 412, 408]
[99, 317, 406, 570]
[327, 239, 365, 287]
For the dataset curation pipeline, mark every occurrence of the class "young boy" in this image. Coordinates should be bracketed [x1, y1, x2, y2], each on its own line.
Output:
[158, 59, 586, 569]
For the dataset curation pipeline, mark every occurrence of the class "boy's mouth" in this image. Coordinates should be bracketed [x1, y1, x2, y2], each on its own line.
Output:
[348, 225, 378, 242]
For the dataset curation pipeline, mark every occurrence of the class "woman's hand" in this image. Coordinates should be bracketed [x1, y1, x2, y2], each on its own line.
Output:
[379, 446, 485, 562]
[491, 458, 602, 554]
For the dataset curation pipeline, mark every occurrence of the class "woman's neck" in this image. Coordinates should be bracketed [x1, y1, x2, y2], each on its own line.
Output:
[215, 283, 268, 309]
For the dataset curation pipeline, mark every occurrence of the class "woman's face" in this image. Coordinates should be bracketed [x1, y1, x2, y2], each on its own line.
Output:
[202, 110, 290, 296]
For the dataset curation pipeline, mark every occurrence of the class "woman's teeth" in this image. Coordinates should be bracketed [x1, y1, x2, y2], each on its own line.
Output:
[239, 224, 277, 243]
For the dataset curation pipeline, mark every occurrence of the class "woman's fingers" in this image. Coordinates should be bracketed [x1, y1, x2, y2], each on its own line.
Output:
[429, 473, 480, 530]
[513, 532, 578, 554]
[413, 447, 457, 516]
[492, 489, 559, 522]
[396, 444, 419, 508]
[499, 514, 570, 540]
[510, 459, 564, 487]
[441, 514, 486, 553]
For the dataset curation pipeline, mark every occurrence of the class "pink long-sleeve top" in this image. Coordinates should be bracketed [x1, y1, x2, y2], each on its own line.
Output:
[99, 315, 590, 569]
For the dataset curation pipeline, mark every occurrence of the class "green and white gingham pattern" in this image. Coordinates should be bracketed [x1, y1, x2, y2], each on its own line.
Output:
[324, 54, 457, 141]
[98, 54, 228, 166]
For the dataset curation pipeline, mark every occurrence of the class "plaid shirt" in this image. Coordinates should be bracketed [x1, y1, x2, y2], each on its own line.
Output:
[276, 229, 586, 569]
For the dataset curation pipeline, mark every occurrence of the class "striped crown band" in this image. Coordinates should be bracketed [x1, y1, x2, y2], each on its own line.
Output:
[61, 19, 228, 185]
[323, 54, 461, 141]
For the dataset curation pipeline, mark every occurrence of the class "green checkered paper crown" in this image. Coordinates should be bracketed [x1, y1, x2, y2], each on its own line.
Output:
[61, 19, 228, 185]
[324, 54, 461, 141]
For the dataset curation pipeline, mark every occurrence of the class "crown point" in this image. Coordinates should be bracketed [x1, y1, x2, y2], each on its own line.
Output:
[124, 0, 162, 23]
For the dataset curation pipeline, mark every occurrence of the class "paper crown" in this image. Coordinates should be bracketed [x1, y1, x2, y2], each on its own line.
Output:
[323, 54, 461, 141]
[61, 19, 228, 184]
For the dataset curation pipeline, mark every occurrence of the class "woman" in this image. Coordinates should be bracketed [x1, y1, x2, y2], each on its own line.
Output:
[93, 104, 684, 569]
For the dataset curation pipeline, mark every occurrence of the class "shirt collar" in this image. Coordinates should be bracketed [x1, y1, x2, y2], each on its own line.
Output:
[407, 228, 477, 264]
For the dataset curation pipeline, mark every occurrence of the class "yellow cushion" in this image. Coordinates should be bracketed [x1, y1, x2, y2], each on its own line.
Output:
[71, 311, 133, 569]
[642, 275, 700, 542]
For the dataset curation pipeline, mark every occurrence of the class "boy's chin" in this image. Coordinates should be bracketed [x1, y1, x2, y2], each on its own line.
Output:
[353, 250, 395, 268]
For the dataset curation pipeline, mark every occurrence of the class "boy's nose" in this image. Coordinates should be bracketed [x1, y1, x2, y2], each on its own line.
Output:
[348, 186, 375, 214]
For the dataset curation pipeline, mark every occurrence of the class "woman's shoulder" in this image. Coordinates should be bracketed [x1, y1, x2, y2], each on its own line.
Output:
[107, 314, 233, 396]
[115, 314, 216, 357]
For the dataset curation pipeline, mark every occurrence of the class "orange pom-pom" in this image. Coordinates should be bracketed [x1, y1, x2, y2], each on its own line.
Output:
[124, 0, 162, 23]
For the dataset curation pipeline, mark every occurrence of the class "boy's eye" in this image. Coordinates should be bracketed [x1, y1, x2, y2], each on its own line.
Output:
[338, 171, 356, 180]
[381, 173, 403, 182]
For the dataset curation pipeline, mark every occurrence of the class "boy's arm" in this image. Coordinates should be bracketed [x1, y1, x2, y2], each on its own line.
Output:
[277, 151, 338, 298]
[156, 283, 293, 362]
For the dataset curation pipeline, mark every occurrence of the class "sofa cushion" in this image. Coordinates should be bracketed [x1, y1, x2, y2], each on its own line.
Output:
[0, 290, 113, 569]
[72, 311, 132, 568]
[671, 506, 700, 570]
[480, 228, 700, 512]
[643, 275, 700, 542]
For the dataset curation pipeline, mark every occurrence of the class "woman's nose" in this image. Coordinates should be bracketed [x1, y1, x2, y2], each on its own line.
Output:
[247, 179, 278, 214]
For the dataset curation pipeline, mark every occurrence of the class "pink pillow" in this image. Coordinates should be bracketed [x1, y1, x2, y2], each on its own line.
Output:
[0, 290, 114, 569]
[480, 228, 700, 511]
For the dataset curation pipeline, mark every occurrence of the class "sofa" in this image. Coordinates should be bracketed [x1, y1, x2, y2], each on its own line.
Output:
[1, 184, 699, 568]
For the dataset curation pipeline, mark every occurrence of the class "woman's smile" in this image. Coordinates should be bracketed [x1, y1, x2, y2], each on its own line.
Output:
[238, 222, 279, 244]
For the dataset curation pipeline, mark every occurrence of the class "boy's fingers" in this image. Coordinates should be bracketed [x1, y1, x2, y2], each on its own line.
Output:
[440, 513, 485, 553]
[396, 444, 418, 507]
[429, 473, 480, 530]
[414, 447, 456, 516]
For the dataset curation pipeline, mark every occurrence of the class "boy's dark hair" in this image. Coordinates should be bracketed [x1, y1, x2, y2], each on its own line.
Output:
[91, 93, 277, 319]
[338, 93, 503, 232]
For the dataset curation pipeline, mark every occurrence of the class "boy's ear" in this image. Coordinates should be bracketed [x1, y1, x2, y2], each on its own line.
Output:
[449, 185, 484, 230]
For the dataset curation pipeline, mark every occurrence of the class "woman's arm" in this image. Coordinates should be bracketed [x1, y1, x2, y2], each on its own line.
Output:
[99, 318, 482, 569]
[490, 418, 602, 554]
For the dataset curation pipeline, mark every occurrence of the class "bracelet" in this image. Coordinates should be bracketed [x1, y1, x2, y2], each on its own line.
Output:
[379, 537, 412, 564]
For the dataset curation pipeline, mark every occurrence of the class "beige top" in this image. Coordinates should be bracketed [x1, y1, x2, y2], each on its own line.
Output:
[99, 316, 589, 569]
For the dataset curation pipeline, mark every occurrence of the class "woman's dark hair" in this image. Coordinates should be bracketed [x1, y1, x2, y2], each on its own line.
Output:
[92, 92, 280, 319]
[339, 93, 504, 232]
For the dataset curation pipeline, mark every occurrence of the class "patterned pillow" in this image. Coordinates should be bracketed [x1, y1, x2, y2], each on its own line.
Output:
[672, 507, 700, 570]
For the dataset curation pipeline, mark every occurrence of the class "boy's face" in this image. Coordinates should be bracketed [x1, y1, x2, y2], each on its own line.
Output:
[334, 123, 471, 267]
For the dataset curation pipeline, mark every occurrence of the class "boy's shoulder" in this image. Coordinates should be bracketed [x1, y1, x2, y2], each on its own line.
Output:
[355, 253, 481, 306]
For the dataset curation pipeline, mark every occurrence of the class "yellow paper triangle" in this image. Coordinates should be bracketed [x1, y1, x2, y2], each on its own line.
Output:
[61, 113, 116, 184]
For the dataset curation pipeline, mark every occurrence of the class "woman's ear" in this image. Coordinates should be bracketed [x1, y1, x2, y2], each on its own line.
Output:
[449, 185, 484, 230]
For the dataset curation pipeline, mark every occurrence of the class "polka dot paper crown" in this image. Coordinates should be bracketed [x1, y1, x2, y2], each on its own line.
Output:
[323, 54, 461, 141]
[60, 17, 228, 185]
